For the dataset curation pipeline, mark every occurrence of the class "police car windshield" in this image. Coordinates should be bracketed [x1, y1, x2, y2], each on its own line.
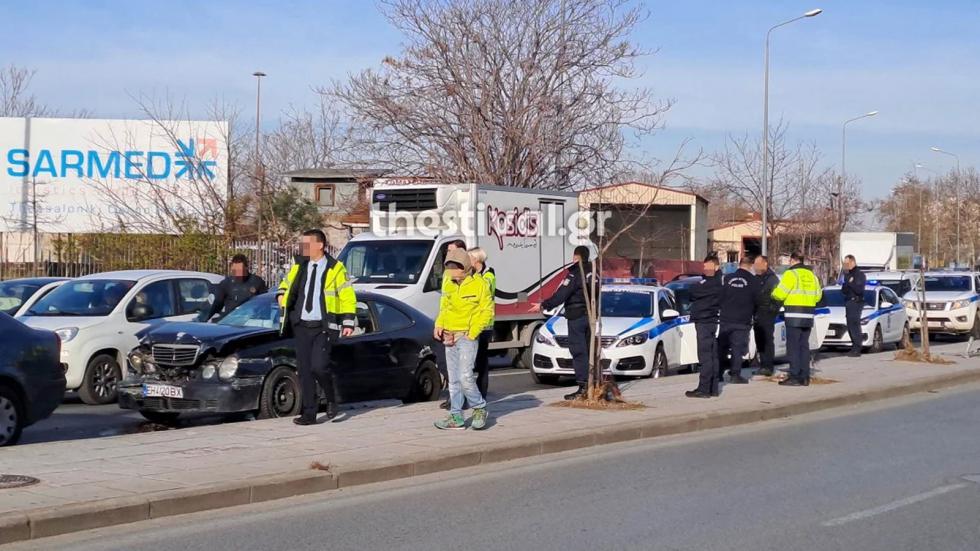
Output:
[601, 291, 653, 318]
[339, 240, 434, 284]
[217, 293, 280, 329]
[819, 289, 876, 308]
[923, 276, 972, 292]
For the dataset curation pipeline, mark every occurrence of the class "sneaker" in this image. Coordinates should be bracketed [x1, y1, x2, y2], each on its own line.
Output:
[470, 408, 489, 430]
[434, 414, 466, 430]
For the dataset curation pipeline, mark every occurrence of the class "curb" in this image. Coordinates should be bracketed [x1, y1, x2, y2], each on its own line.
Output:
[4, 368, 980, 544]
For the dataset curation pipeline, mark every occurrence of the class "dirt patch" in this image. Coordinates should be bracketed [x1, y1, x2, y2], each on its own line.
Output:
[310, 461, 332, 471]
[549, 382, 646, 411]
[894, 347, 956, 365]
[759, 375, 838, 385]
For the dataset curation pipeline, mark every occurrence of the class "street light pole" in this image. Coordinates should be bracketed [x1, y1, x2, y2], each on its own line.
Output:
[931, 146, 961, 267]
[835, 110, 877, 270]
[253, 71, 266, 243]
[760, 8, 822, 256]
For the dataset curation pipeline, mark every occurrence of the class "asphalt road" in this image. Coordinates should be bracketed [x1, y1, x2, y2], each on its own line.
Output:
[16, 381, 980, 551]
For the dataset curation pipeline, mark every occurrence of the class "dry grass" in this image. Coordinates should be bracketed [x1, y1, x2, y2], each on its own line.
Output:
[894, 345, 955, 365]
[549, 382, 646, 411]
[309, 461, 332, 471]
[758, 374, 838, 385]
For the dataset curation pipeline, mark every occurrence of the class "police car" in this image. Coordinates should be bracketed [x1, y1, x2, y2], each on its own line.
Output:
[903, 271, 980, 338]
[820, 284, 909, 352]
[861, 271, 920, 298]
[530, 281, 685, 384]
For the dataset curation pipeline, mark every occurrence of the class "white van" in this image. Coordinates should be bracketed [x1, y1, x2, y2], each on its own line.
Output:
[18, 270, 223, 404]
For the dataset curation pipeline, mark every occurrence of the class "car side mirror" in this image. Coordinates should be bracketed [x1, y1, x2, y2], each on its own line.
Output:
[880, 301, 894, 309]
[129, 304, 153, 321]
[662, 308, 680, 320]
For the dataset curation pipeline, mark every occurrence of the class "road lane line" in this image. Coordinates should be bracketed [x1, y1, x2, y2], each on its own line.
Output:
[489, 371, 532, 378]
[822, 483, 969, 527]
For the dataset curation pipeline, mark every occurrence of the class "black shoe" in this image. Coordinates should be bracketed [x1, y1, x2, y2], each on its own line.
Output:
[564, 385, 587, 401]
[325, 402, 338, 421]
[778, 378, 803, 387]
[439, 400, 450, 410]
[731, 376, 750, 385]
[801, 379, 811, 387]
[685, 389, 711, 398]
[293, 416, 317, 426]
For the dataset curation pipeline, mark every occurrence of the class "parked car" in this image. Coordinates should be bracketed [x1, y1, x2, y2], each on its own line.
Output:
[821, 285, 909, 352]
[118, 291, 441, 424]
[863, 271, 920, 298]
[18, 270, 223, 405]
[903, 271, 980, 338]
[0, 277, 68, 317]
[0, 312, 66, 446]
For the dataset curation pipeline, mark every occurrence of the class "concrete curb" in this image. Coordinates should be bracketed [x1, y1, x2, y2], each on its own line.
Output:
[4, 368, 979, 544]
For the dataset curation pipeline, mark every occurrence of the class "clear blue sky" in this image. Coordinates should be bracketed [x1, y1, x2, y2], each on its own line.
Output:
[2, 0, 978, 199]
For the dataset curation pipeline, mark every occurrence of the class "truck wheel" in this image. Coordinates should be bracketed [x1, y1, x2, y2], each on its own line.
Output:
[866, 326, 884, 354]
[0, 384, 24, 447]
[405, 360, 441, 403]
[139, 411, 180, 425]
[530, 370, 560, 385]
[257, 366, 301, 419]
[79, 354, 121, 405]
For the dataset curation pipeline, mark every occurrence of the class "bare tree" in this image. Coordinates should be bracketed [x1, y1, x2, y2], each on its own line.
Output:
[327, 0, 666, 190]
[0, 65, 51, 117]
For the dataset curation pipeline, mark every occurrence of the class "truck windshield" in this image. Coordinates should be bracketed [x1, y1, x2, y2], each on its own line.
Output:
[340, 240, 434, 284]
[923, 276, 972, 292]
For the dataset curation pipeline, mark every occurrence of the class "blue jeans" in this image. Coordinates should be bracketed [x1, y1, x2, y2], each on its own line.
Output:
[445, 334, 487, 416]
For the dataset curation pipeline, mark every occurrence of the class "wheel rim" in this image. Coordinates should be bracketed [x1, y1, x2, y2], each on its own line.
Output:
[653, 351, 667, 379]
[420, 370, 435, 397]
[272, 376, 298, 416]
[875, 329, 883, 349]
[93, 361, 118, 398]
[0, 396, 17, 445]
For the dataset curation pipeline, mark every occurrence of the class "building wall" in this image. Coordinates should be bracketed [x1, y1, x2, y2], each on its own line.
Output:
[592, 204, 693, 261]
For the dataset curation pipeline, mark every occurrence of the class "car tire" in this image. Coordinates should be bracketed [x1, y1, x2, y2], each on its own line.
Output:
[972, 314, 980, 339]
[139, 410, 180, 425]
[649, 345, 668, 379]
[896, 323, 911, 350]
[79, 354, 122, 405]
[406, 360, 442, 403]
[513, 346, 535, 370]
[866, 326, 884, 354]
[0, 384, 24, 447]
[257, 366, 302, 419]
[530, 370, 560, 385]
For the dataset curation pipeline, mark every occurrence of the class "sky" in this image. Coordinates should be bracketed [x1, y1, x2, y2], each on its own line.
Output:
[2, 0, 979, 199]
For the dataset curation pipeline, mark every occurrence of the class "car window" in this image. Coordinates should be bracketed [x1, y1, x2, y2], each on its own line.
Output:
[351, 301, 376, 336]
[423, 242, 451, 292]
[217, 294, 279, 329]
[657, 293, 675, 317]
[375, 301, 413, 332]
[29, 279, 134, 317]
[881, 288, 900, 306]
[127, 280, 176, 321]
[0, 282, 41, 315]
[176, 279, 213, 315]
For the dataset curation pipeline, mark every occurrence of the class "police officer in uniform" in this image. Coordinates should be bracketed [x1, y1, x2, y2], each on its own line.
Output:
[686, 254, 724, 398]
[277, 229, 357, 425]
[753, 255, 781, 377]
[772, 252, 822, 386]
[718, 256, 760, 384]
[841, 254, 867, 357]
[199, 254, 268, 322]
[533, 245, 594, 401]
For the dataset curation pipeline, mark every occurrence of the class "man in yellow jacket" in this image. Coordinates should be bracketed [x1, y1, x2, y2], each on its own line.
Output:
[434, 248, 492, 430]
[277, 229, 357, 425]
[469, 247, 495, 400]
[771, 252, 822, 386]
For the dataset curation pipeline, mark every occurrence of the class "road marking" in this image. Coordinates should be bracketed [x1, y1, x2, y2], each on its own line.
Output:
[490, 370, 531, 378]
[822, 483, 969, 527]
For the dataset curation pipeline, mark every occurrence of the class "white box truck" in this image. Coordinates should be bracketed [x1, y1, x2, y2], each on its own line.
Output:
[840, 232, 917, 271]
[337, 179, 589, 367]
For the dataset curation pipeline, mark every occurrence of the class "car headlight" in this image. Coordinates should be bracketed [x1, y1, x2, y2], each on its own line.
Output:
[617, 333, 648, 347]
[201, 361, 217, 380]
[54, 327, 79, 342]
[218, 356, 239, 380]
[128, 352, 144, 371]
[535, 331, 556, 346]
[950, 299, 971, 310]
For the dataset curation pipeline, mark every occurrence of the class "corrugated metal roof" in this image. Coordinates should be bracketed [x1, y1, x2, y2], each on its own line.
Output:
[578, 182, 708, 206]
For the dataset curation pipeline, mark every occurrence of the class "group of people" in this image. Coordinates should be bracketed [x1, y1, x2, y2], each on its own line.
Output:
[686, 251, 823, 398]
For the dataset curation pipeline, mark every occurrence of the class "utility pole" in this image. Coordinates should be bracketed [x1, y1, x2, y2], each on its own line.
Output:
[253, 71, 266, 243]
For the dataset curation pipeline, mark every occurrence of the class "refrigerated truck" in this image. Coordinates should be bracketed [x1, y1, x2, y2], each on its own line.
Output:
[840, 232, 916, 272]
[337, 180, 592, 368]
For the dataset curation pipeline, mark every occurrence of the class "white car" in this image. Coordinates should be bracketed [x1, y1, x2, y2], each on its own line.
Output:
[862, 271, 920, 298]
[530, 284, 685, 383]
[18, 270, 223, 404]
[903, 271, 980, 338]
[820, 285, 909, 352]
[0, 277, 68, 317]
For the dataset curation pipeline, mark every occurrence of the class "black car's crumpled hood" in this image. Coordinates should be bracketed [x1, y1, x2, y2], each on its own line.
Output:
[141, 321, 277, 352]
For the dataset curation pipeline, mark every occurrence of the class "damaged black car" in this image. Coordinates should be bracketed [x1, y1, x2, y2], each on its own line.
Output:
[118, 291, 442, 424]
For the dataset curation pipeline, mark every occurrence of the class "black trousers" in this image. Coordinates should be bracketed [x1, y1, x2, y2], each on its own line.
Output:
[786, 325, 812, 382]
[845, 301, 864, 353]
[292, 323, 337, 419]
[695, 322, 720, 394]
[718, 323, 750, 380]
[475, 330, 491, 399]
[567, 316, 592, 385]
[753, 317, 776, 372]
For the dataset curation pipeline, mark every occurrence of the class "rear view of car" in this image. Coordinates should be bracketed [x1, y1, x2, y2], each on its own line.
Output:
[0, 312, 66, 446]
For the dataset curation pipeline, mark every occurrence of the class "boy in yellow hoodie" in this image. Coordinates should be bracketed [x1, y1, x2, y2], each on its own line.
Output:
[434, 248, 492, 430]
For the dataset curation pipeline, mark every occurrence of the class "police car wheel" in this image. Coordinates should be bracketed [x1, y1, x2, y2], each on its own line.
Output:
[649, 346, 668, 379]
[866, 326, 884, 354]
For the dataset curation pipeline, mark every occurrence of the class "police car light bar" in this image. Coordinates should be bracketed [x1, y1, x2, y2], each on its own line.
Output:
[601, 277, 660, 285]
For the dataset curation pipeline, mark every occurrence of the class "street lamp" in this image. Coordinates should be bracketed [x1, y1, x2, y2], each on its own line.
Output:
[760, 8, 822, 255]
[253, 71, 266, 243]
[841, 111, 878, 184]
[931, 146, 961, 267]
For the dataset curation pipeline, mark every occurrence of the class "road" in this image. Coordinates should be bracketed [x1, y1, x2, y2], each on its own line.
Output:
[14, 381, 980, 551]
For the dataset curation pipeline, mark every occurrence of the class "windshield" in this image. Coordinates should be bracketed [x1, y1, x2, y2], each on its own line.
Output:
[28, 279, 135, 317]
[601, 291, 653, 318]
[340, 240, 433, 285]
[923, 276, 972, 292]
[876, 280, 913, 296]
[820, 289, 876, 308]
[217, 294, 280, 329]
[0, 281, 42, 315]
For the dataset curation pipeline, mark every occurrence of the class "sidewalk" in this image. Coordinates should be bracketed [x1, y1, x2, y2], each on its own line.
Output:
[2, 342, 978, 544]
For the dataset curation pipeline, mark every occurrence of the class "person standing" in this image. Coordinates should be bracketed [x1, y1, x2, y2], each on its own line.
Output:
[772, 252, 822, 386]
[199, 254, 268, 322]
[753, 255, 781, 377]
[841, 254, 867, 357]
[532, 246, 595, 401]
[686, 254, 724, 398]
[469, 247, 495, 400]
[434, 249, 492, 430]
[439, 239, 469, 410]
[718, 256, 760, 384]
[277, 229, 357, 425]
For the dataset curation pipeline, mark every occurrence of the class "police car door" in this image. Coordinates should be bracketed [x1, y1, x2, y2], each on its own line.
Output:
[656, 291, 681, 367]
[881, 288, 903, 341]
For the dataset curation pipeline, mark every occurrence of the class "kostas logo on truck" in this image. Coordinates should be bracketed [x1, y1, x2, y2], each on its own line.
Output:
[487, 205, 539, 250]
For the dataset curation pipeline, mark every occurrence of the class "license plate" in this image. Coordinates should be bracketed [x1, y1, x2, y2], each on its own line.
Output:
[142, 384, 183, 398]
